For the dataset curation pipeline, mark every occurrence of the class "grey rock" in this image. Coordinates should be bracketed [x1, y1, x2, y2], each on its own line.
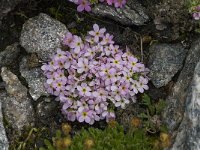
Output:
[0, 0, 24, 21]
[1, 67, 35, 132]
[0, 43, 20, 67]
[148, 43, 187, 88]
[0, 96, 9, 150]
[36, 97, 59, 125]
[20, 56, 49, 101]
[20, 13, 68, 61]
[163, 37, 200, 132]
[92, 0, 149, 26]
[170, 61, 200, 150]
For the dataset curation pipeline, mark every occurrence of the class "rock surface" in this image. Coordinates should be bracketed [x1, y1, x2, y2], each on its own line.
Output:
[163, 37, 200, 132]
[0, 98, 9, 150]
[20, 13, 68, 61]
[170, 61, 200, 150]
[1, 67, 35, 132]
[148, 43, 187, 88]
[92, 0, 149, 26]
[0, 43, 20, 68]
[20, 56, 49, 101]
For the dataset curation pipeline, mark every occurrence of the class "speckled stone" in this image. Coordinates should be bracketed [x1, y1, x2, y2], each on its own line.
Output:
[0, 43, 20, 68]
[148, 43, 188, 88]
[0, 94, 9, 150]
[20, 56, 49, 101]
[20, 13, 68, 61]
[170, 61, 200, 150]
[163, 37, 200, 132]
[92, 0, 149, 26]
[1, 67, 35, 132]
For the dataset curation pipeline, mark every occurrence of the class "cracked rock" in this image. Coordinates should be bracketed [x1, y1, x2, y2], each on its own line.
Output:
[20, 13, 68, 61]
[170, 61, 200, 150]
[148, 43, 188, 88]
[92, 0, 149, 26]
[0, 93, 9, 150]
[1, 67, 35, 133]
[0, 43, 20, 68]
[20, 56, 49, 101]
[163, 37, 200, 132]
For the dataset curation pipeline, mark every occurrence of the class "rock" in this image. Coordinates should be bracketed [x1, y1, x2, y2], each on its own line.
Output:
[0, 0, 24, 22]
[0, 43, 20, 68]
[163, 37, 200, 132]
[92, 0, 149, 26]
[148, 43, 188, 88]
[1, 67, 35, 132]
[170, 61, 200, 150]
[113, 27, 137, 46]
[0, 97, 9, 150]
[20, 13, 68, 61]
[20, 56, 49, 101]
[36, 97, 59, 125]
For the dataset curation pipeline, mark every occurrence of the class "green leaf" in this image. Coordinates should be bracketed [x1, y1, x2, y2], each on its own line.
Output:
[39, 147, 46, 150]
[55, 130, 61, 138]
[155, 99, 166, 115]
[44, 139, 55, 150]
[142, 94, 151, 106]
[149, 105, 156, 115]
[138, 113, 149, 119]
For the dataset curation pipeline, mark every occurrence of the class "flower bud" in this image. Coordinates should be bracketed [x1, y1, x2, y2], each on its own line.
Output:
[84, 138, 94, 149]
[130, 117, 141, 128]
[160, 132, 170, 148]
[62, 123, 72, 135]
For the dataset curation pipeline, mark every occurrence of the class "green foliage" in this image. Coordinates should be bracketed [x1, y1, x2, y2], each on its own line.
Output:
[9, 127, 48, 150]
[138, 94, 167, 134]
[41, 123, 156, 150]
[141, 94, 165, 116]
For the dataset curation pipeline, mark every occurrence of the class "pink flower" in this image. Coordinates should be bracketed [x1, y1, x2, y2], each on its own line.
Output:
[89, 24, 106, 42]
[77, 58, 89, 73]
[134, 76, 149, 93]
[193, 12, 200, 20]
[115, 98, 129, 109]
[100, 33, 114, 45]
[54, 69, 67, 82]
[52, 80, 66, 92]
[77, 109, 93, 123]
[63, 32, 74, 47]
[114, 0, 126, 8]
[70, 35, 84, 53]
[42, 24, 149, 125]
[77, 83, 92, 96]
[106, 0, 114, 5]
[77, 0, 91, 12]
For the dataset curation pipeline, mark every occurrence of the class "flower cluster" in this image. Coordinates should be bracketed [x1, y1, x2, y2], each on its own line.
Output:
[68, 0, 126, 12]
[192, 5, 200, 20]
[42, 24, 149, 125]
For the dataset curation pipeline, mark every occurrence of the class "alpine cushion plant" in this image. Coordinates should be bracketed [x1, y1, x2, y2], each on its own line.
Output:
[68, 0, 127, 12]
[41, 24, 149, 125]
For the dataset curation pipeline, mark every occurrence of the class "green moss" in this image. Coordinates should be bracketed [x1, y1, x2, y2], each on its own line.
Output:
[40, 120, 170, 150]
